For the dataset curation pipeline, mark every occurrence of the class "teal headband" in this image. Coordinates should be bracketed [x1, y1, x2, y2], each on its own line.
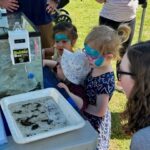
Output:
[55, 33, 70, 42]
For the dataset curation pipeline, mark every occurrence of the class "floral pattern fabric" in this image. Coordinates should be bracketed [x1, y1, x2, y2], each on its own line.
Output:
[83, 72, 115, 150]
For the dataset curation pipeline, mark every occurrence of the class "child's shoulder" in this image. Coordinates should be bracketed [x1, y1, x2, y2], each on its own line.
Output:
[90, 71, 114, 79]
[100, 72, 114, 79]
[87, 72, 115, 87]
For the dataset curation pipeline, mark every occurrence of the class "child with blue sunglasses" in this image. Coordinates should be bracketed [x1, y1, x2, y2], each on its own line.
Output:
[82, 24, 131, 150]
[42, 22, 79, 110]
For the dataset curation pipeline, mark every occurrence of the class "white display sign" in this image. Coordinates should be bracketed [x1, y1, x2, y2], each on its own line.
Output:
[8, 27, 31, 65]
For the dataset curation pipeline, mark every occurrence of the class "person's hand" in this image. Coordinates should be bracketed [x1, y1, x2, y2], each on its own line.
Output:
[42, 59, 47, 66]
[46, 0, 58, 14]
[0, 0, 19, 12]
[42, 47, 54, 59]
[57, 82, 70, 94]
[96, 0, 106, 3]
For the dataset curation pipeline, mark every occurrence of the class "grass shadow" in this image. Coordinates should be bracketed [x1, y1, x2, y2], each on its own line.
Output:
[111, 112, 130, 140]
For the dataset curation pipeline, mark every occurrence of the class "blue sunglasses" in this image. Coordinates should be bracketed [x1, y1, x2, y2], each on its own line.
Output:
[84, 44, 104, 67]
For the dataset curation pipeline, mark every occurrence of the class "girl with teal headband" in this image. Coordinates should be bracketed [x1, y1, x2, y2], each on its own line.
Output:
[42, 22, 79, 110]
[82, 24, 131, 150]
[43, 22, 78, 68]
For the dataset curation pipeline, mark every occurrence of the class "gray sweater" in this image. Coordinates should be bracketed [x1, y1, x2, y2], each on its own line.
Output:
[130, 126, 150, 150]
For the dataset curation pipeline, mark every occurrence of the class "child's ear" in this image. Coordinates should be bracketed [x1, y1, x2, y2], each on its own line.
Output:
[104, 53, 113, 58]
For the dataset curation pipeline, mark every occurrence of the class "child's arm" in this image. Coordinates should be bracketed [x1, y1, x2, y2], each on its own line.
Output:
[42, 48, 54, 59]
[43, 59, 57, 68]
[58, 82, 83, 110]
[85, 94, 109, 117]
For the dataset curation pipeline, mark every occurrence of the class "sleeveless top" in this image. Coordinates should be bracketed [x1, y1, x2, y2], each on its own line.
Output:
[83, 72, 115, 130]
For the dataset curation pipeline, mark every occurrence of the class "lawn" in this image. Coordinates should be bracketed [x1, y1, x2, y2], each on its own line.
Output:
[64, 1, 150, 150]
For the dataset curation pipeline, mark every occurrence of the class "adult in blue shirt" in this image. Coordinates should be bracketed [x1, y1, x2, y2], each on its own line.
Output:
[1, 0, 61, 50]
[118, 40, 150, 150]
[19, 0, 60, 49]
[0, 0, 19, 12]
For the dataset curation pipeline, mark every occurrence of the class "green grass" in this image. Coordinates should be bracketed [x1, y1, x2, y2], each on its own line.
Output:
[64, 1, 150, 150]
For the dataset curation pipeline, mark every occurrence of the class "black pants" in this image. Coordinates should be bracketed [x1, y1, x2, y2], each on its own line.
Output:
[99, 16, 136, 58]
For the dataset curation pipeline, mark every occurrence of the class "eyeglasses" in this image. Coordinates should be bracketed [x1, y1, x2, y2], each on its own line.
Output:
[116, 69, 135, 81]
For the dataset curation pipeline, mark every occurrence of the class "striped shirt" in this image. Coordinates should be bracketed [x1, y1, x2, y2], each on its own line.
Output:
[100, 0, 138, 22]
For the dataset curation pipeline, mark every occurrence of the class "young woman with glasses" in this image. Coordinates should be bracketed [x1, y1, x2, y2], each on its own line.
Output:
[118, 40, 150, 150]
[81, 24, 130, 150]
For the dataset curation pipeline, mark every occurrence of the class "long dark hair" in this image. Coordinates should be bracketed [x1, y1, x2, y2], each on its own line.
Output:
[122, 40, 150, 134]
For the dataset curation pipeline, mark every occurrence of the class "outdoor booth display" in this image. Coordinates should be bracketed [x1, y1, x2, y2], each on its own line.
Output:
[0, 9, 98, 150]
[0, 10, 43, 98]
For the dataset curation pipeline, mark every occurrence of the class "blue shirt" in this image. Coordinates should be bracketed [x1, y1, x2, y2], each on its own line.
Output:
[18, 0, 55, 25]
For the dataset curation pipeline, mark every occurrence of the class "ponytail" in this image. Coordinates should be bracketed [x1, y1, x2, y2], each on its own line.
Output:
[117, 24, 131, 44]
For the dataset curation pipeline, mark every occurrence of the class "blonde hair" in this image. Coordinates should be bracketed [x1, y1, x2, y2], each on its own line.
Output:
[84, 24, 131, 59]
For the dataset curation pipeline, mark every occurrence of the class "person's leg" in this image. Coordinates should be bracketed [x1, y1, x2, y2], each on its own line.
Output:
[39, 22, 54, 59]
[38, 22, 54, 48]
[99, 16, 120, 30]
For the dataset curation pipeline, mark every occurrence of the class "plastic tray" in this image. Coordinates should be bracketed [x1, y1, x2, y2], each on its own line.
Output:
[0, 88, 85, 144]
